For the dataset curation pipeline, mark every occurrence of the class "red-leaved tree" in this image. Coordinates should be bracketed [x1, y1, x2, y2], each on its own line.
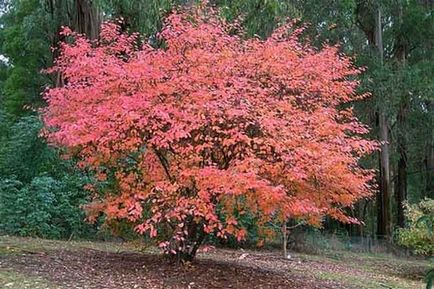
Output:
[42, 7, 378, 261]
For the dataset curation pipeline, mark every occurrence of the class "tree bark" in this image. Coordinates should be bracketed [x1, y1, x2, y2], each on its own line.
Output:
[44, 0, 101, 87]
[394, 3, 408, 228]
[426, 100, 434, 199]
[282, 222, 287, 258]
[375, 8, 384, 64]
[375, 8, 391, 238]
[74, 0, 101, 40]
[396, 101, 408, 228]
[168, 219, 206, 263]
[377, 110, 391, 237]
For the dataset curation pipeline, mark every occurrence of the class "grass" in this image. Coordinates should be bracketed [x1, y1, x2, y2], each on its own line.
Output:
[0, 270, 58, 289]
[312, 266, 424, 289]
[0, 235, 140, 254]
[292, 250, 429, 289]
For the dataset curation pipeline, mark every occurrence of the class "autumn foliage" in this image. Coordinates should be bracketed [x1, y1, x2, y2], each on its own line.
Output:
[42, 7, 377, 260]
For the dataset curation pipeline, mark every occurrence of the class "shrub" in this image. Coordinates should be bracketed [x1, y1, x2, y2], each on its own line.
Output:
[0, 175, 97, 239]
[398, 198, 434, 255]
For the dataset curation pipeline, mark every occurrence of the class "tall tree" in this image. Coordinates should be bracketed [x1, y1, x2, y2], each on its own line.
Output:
[354, 0, 392, 237]
[375, 6, 392, 237]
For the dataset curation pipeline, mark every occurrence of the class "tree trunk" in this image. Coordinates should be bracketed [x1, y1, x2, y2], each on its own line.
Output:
[394, 3, 408, 229]
[282, 222, 287, 258]
[426, 100, 434, 199]
[396, 101, 408, 228]
[45, 0, 101, 87]
[74, 0, 101, 40]
[169, 220, 206, 263]
[377, 110, 391, 237]
[375, 8, 391, 238]
[375, 8, 384, 64]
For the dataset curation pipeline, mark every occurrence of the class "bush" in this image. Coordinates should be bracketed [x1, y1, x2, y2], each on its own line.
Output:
[0, 114, 98, 239]
[0, 175, 97, 239]
[398, 198, 434, 255]
[0, 115, 58, 182]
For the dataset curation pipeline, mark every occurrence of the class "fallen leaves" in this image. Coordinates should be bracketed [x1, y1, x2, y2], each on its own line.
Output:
[0, 236, 430, 289]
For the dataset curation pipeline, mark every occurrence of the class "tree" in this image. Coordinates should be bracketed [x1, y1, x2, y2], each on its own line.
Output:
[351, 0, 434, 237]
[0, 0, 102, 240]
[0, 0, 54, 116]
[42, 7, 378, 261]
[99, 0, 175, 35]
[375, 5, 392, 238]
[215, 0, 300, 38]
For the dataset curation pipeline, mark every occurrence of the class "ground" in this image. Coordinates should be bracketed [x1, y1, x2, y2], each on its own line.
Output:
[0, 236, 430, 289]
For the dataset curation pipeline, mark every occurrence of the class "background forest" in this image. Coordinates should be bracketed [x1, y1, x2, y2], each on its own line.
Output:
[0, 0, 433, 251]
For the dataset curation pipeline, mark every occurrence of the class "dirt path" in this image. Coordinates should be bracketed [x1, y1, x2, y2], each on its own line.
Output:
[0, 236, 429, 289]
